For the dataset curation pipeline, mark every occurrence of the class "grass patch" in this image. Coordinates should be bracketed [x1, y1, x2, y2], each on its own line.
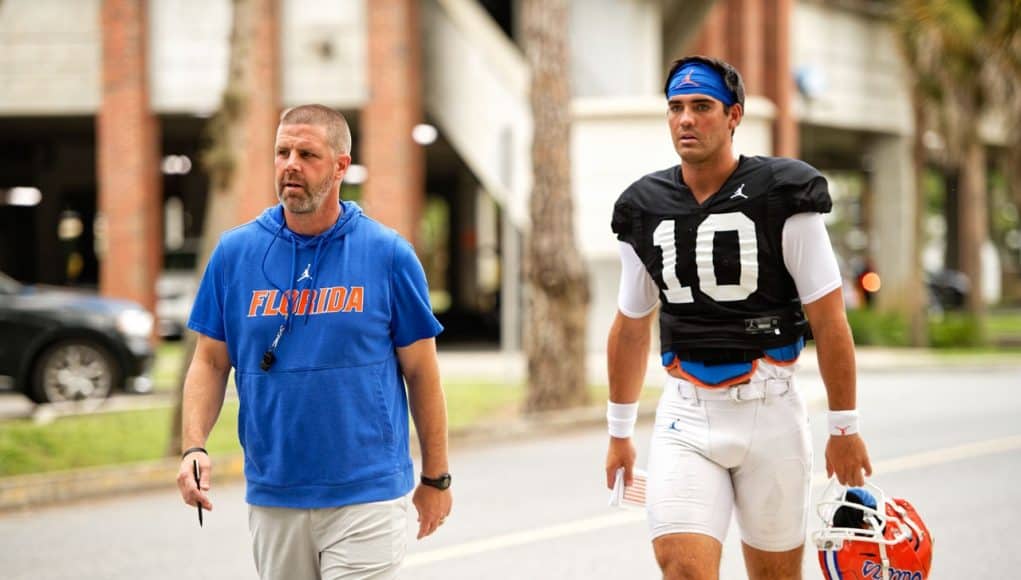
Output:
[444, 380, 522, 430]
[846, 309, 910, 347]
[928, 312, 985, 348]
[2, 379, 646, 477]
[152, 341, 186, 392]
[987, 310, 1021, 335]
[846, 307, 1021, 349]
[0, 402, 240, 477]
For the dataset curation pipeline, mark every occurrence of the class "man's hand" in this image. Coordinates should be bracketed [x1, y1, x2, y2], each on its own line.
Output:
[825, 433, 873, 487]
[177, 453, 213, 512]
[605, 436, 637, 489]
[412, 484, 452, 540]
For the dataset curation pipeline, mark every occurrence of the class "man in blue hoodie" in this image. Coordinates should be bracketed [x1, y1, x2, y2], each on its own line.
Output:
[176, 104, 451, 579]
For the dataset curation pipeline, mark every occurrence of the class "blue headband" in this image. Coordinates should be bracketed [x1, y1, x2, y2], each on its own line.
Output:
[666, 62, 737, 106]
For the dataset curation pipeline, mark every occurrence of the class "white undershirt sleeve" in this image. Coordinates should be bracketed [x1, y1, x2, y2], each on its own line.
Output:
[617, 241, 660, 318]
[782, 213, 843, 304]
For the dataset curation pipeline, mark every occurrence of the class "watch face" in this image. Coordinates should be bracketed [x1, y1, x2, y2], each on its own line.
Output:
[423, 473, 451, 490]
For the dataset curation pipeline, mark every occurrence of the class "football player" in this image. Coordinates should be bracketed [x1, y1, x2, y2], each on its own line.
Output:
[604, 55, 872, 579]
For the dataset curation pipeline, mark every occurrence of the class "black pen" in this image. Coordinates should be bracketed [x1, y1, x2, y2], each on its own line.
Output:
[193, 458, 203, 527]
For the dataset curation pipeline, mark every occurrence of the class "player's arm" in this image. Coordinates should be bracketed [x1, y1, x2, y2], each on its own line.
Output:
[803, 289, 856, 412]
[398, 337, 452, 539]
[784, 213, 872, 486]
[605, 241, 658, 488]
[177, 333, 231, 511]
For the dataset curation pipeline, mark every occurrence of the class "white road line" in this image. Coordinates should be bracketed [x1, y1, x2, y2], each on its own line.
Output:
[866, 433, 1021, 476]
[405, 511, 645, 567]
[405, 434, 1021, 568]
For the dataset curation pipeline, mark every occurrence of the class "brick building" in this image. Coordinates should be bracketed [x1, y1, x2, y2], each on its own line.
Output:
[1, 0, 1005, 348]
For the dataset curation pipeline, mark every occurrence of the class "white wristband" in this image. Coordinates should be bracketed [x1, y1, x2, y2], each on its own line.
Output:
[828, 410, 860, 436]
[607, 401, 639, 439]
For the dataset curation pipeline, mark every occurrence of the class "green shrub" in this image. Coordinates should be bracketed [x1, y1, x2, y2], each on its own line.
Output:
[845, 309, 909, 346]
[928, 312, 985, 348]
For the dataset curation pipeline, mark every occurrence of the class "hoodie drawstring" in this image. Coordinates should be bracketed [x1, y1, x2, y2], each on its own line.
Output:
[259, 220, 289, 371]
[257, 202, 359, 370]
[304, 237, 324, 325]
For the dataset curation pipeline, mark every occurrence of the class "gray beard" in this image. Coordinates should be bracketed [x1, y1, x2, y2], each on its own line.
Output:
[277, 177, 333, 214]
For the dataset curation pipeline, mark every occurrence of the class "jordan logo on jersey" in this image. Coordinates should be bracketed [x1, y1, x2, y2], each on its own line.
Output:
[297, 264, 312, 283]
[730, 184, 747, 200]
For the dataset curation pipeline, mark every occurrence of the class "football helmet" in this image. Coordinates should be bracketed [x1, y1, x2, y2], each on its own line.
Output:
[813, 479, 933, 580]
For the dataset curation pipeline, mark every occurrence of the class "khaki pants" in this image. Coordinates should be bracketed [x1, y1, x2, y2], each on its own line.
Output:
[248, 496, 409, 580]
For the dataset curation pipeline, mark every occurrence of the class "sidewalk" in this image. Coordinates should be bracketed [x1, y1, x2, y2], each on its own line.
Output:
[2, 346, 1017, 511]
[438, 345, 1021, 384]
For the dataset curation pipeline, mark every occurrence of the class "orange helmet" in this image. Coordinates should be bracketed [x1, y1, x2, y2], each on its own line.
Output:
[813, 480, 933, 580]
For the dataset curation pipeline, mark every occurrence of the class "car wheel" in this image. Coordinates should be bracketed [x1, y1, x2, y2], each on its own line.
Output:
[29, 340, 119, 405]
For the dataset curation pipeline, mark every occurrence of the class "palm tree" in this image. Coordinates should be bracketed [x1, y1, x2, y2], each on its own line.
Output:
[985, 1, 1021, 224]
[521, 0, 590, 412]
[893, 0, 1013, 338]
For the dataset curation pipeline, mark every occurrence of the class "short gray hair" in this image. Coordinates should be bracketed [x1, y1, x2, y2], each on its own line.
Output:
[279, 104, 352, 154]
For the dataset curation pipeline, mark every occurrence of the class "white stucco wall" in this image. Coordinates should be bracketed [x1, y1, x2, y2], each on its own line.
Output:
[570, 0, 662, 98]
[280, 0, 367, 108]
[149, 0, 232, 114]
[0, 0, 368, 116]
[0, 0, 101, 115]
[424, 0, 532, 228]
[152, 0, 368, 114]
[791, 2, 914, 136]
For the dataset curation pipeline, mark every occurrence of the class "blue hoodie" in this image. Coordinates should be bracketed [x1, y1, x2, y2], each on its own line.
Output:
[188, 201, 443, 508]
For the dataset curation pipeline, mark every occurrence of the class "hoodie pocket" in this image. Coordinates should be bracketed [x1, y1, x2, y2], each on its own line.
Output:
[236, 361, 399, 487]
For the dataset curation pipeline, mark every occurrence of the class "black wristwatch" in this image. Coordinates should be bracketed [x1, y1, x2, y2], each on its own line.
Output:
[420, 472, 452, 490]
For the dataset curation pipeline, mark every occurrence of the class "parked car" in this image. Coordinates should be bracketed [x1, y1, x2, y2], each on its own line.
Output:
[156, 269, 197, 340]
[926, 269, 969, 311]
[156, 245, 198, 340]
[0, 271, 154, 404]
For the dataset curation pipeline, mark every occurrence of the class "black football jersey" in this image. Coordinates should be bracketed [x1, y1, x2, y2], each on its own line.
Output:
[612, 155, 832, 363]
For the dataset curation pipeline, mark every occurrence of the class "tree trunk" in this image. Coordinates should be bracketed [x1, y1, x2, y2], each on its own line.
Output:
[958, 139, 987, 326]
[908, 92, 929, 346]
[167, 0, 264, 455]
[943, 171, 960, 271]
[521, 0, 590, 412]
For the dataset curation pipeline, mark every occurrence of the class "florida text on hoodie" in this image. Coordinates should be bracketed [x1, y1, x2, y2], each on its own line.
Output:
[188, 201, 443, 508]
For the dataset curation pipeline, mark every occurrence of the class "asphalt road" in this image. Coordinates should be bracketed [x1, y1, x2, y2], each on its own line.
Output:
[0, 365, 1019, 579]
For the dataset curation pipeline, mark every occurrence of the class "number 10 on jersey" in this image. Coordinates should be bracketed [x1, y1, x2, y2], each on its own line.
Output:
[652, 212, 759, 304]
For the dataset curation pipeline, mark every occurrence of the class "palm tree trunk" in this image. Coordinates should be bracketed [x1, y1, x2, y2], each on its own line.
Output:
[521, 0, 590, 412]
[167, 0, 264, 455]
[908, 91, 929, 346]
[958, 139, 987, 327]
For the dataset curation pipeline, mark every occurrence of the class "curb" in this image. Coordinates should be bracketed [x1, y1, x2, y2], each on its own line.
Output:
[0, 454, 245, 513]
[0, 404, 659, 513]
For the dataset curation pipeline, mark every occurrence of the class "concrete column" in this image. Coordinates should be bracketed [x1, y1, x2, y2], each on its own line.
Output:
[363, 0, 424, 243]
[234, 0, 281, 224]
[868, 135, 919, 313]
[97, 0, 160, 313]
[500, 210, 522, 352]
